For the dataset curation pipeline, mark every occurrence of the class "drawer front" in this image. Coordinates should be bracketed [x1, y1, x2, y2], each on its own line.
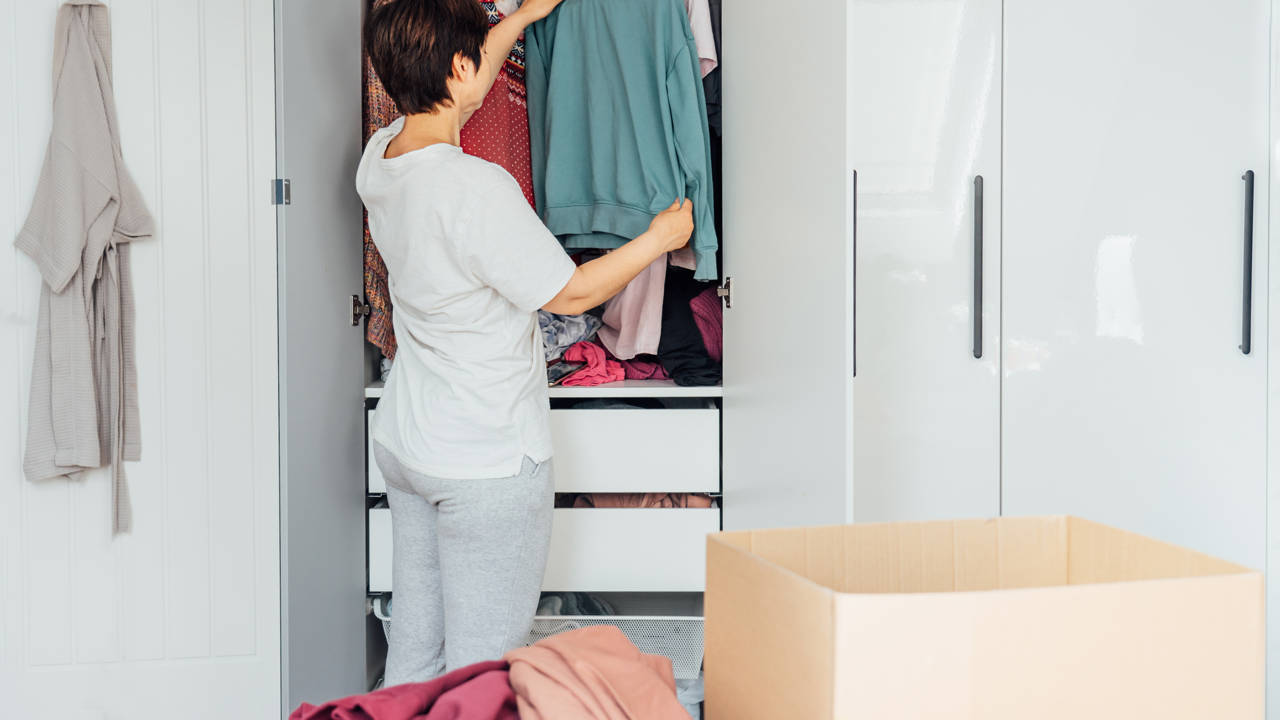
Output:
[367, 410, 387, 494]
[542, 508, 719, 592]
[550, 408, 719, 493]
[368, 507, 392, 593]
[370, 507, 718, 594]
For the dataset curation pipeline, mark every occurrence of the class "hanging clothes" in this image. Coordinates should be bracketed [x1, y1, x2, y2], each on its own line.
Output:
[18, 0, 154, 534]
[684, 0, 718, 78]
[689, 286, 722, 362]
[598, 255, 667, 360]
[362, 38, 400, 360]
[657, 268, 721, 386]
[363, 0, 537, 359]
[702, 0, 722, 136]
[526, 0, 720, 280]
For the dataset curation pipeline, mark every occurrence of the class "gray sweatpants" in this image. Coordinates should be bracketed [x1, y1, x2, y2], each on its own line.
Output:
[373, 442, 554, 686]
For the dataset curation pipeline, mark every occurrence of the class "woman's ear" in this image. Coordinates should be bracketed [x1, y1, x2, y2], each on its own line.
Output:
[452, 52, 478, 82]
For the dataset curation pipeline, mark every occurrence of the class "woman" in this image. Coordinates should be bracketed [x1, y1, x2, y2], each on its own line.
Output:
[358, 0, 693, 685]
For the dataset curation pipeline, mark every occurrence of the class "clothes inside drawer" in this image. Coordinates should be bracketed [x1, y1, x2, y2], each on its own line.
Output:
[549, 407, 719, 493]
[542, 508, 720, 593]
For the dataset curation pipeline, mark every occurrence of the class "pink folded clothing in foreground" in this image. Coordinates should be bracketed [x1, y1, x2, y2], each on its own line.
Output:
[290, 660, 516, 720]
[562, 341, 625, 387]
[503, 626, 689, 720]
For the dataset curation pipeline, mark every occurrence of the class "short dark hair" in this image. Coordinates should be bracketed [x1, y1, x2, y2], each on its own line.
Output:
[364, 0, 488, 115]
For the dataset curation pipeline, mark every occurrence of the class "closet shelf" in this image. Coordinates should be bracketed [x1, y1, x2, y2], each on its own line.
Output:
[365, 379, 722, 399]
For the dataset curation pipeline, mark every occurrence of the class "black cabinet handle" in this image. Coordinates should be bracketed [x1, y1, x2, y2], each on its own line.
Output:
[973, 175, 984, 359]
[1241, 170, 1255, 355]
[852, 170, 858, 377]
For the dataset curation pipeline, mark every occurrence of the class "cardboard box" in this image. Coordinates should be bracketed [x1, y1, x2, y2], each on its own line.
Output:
[705, 516, 1262, 719]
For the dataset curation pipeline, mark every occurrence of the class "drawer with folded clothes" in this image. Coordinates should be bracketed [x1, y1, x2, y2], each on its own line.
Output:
[549, 400, 720, 494]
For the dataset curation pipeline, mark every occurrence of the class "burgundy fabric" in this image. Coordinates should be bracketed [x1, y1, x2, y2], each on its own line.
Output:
[562, 341, 625, 387]
[620, 357, 669, 381]
[689, 287, 722, 362]
[290, 661, 517, 720]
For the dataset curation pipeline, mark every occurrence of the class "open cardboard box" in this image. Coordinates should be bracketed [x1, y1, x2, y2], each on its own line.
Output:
[705, 516, 1262, 719]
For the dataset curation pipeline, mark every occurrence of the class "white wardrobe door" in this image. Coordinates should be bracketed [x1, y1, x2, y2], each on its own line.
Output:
[851, 0, 1001, 522]
[1002, 1, 1268, 569]
[721, 0, 853, 529]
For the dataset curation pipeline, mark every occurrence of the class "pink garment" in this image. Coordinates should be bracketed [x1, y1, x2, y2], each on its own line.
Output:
[689, 287, 723, 362]
[669, 247, 698, 271]
[290, 660, 517, 720]
[597, 255, 666, 360]
[573, 493, 714, 509]
[683, 0, 719, 77]
[562, 342, 624, 387]
[503, 626, 688, 720]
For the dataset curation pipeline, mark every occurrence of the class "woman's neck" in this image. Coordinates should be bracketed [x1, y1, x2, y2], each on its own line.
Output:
[385, 107, 463, 158]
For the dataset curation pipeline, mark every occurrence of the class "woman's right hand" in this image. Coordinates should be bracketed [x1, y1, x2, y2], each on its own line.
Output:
[648, 199, 694, 253]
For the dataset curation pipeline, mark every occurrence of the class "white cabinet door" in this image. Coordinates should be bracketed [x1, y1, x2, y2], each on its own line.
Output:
[1002, 1, 1268, 570]
[851, 0, 1001, 522]
[721, 0, 854, 529]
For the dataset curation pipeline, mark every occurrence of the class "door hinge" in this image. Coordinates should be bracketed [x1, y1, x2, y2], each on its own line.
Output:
[716, 277, 732, 309]
[351, 295, 371, 326]
[271, 178, 291, 205]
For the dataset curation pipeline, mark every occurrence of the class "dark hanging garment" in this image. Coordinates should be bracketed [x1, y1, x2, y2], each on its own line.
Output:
[657, 268, 721, 386]
[703, 0, 722, 137]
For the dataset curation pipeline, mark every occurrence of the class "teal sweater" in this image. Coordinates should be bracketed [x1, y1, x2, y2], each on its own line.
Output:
[526, 0, 719, 280]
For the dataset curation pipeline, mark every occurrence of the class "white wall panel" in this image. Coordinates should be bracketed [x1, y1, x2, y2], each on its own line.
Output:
[0, 0, 279, 716]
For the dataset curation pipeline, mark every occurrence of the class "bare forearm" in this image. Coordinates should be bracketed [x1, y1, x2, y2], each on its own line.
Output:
[544, 231, 669, 315]
[478, 9, 536, 98]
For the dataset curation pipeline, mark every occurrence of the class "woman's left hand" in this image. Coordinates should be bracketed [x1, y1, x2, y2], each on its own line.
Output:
[517, 0, 566, 23]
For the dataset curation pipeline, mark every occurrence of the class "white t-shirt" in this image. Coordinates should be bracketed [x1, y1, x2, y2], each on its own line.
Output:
[356, 117, 577, 479]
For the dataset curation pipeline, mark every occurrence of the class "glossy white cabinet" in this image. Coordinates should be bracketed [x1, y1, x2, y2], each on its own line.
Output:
[722, 0, 854, 529]
[851, 0, 1001, 522]
[1001, 0, 1269, 570]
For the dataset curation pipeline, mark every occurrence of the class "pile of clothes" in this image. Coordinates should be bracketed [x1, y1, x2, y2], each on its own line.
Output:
[541, 277, 722, 388]
[291, 626, 692, 720]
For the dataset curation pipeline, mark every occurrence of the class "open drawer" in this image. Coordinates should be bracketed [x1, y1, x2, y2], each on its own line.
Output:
[550, 407, 719, 493]
[542, 508, 720, 592]
[369, 507, 720, 594]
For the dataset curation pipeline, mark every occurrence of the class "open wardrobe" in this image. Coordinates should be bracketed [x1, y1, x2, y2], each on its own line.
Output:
[7, 0, 1280, 717]
[276, 0, 858, 711]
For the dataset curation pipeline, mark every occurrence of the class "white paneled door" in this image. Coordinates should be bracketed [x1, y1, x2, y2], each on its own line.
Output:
[0, 0, 280, 717]
[1002, 1, 1269, 570]
[851, 0, 1001, 522]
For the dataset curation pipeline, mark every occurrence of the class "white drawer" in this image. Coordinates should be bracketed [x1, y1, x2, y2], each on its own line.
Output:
[368, 507, 392, 593]
[368, 507, 719, 594]
[542, 508, 719, 592]
[368, 409, 386, 494]
[550, 408, 719, 493]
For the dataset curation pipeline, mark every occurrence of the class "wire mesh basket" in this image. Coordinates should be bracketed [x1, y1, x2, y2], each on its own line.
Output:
[526, 615, 705, 680]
